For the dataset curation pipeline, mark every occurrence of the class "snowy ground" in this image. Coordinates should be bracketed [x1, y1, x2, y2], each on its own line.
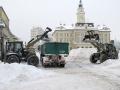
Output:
[0, 48, 120, 90]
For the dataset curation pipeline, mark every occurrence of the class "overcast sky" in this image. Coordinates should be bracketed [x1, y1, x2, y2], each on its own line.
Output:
[0, 0, 120, 42]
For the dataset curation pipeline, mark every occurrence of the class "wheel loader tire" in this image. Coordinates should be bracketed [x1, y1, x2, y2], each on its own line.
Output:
[100, 54, 107, 63]
[111, 53, 118, 59]
[90, 53, 99, 64]
[26, 53, 36, 62]
[6, 55, 19, 64]
[27, 55, 39, 66]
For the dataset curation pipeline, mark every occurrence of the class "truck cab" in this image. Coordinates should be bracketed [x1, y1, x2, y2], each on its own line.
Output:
[6, 41, 23, 55]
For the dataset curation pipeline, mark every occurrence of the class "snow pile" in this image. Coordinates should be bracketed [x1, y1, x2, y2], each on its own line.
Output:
[67, 48, 96, 60]
[67, 48, 120, 79]
[0, 63, 55, 84]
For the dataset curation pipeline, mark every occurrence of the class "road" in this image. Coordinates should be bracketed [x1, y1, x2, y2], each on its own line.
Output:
[42, 60, 120, 90]
[1, 60, 120, 90]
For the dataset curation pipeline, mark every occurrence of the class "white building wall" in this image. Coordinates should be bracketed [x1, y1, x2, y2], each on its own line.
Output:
[53, 26, 110, 50]
[31, 27, 44, 50]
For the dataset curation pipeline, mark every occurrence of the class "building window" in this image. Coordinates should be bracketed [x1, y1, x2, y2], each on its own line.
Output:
[67, 33, 69, 37]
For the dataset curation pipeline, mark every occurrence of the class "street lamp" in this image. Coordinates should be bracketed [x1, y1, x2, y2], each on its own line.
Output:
[0, 18, 5, 62]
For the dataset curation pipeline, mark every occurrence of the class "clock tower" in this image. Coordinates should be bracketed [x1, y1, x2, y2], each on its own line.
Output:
[76, 0, 85, 23]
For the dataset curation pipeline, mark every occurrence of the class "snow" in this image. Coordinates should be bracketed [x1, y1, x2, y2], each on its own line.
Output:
[68, 48, 96, 60]
[0, 63, 56, 90]
[67, 48, 120, 76]
[0, 48, 120, 90]
[67, 48, 120, 87]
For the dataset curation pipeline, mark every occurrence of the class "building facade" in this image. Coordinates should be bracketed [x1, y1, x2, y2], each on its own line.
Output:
[31, 27, 44, 50]
[53, 0, 110, 50]
[0, 7, 18, 42]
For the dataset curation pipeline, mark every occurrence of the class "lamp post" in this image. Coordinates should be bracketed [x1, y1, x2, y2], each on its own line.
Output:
[0, 18, 5, 62]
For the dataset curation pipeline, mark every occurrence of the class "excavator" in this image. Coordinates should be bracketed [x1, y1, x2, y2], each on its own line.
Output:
[1, 27, 52, 66]
[83, 30, 118, 64]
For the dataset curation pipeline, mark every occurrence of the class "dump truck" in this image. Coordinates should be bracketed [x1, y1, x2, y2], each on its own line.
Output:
[39, 42, 69, 67]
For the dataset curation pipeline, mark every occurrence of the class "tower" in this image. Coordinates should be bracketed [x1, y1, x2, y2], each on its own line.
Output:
[76, 0, 85, 23]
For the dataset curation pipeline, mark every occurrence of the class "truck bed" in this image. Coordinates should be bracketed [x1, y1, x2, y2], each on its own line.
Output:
[40, 42, 69, 55]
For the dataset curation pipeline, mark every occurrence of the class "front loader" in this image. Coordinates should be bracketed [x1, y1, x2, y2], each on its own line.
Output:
[1, 27, 52, 66]
[83, 30, 118, 64]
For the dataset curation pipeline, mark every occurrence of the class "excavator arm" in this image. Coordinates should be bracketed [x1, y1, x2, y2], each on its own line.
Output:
[90, 41, 104, 52]
[83, 30, 104, 52]
[26, 27, 52, 49]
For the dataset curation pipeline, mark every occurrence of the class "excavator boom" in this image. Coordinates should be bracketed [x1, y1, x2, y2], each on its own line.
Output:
[26, 27, 52, 49]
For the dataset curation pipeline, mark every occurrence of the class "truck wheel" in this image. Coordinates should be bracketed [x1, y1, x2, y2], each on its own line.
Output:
[60, 64, 65, 68]
[27, 55, 39, 66]
[43, 65, 48, 68]
[90, 53, 99, 64]
[6, 55, 19, 64]
[100, 54, 107, 63]
[40, 57, 44, 66]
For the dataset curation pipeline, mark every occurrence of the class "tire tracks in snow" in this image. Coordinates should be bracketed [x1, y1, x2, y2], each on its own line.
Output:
[46, 60, 120, 90]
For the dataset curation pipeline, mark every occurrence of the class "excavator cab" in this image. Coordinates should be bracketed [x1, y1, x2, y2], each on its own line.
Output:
[6, 41, 23, 54]
[104, 43, 118, 59]
[2, 41, 24, 64]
